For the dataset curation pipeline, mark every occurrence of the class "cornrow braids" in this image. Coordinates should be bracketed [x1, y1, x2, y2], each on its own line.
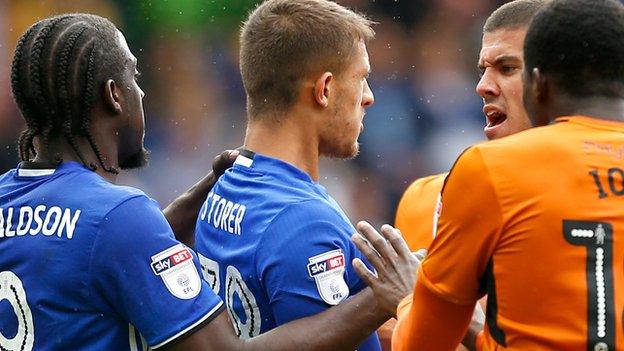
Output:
[11, 21, 43, 161]
[56, 25, 93, 170]
[81, 44, 119, 174]
[10, 13, 126, 173]
[28, 16, 73, 164]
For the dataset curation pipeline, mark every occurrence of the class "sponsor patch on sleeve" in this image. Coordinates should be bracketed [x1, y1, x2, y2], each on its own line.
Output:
[151, 244, 202, 299]
[307, 249, 349, 305]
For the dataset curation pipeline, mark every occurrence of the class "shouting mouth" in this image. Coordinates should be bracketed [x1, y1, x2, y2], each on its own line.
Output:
[483, 105, 508, 139]
[486, 110, 507, 128]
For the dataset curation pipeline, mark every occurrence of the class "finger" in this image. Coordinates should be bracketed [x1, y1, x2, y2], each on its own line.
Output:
[380, 224, 411, 258]
[356, 221, 395, 262]
[413, 249, 428, 263]
[352, 258, 379, 288]
[213, 149, 237, 176]
[352, 233, 386, 275]
[227, 149, 240, 161]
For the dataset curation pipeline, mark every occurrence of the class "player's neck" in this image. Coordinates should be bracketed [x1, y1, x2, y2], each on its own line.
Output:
[551, 95, 624, 122]
[244, 116, 321, 181]
[32, 137, 119, 183]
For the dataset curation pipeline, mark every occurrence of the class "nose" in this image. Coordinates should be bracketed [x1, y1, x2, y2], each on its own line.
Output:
[362, 80, 374, 107]
[476, 69, 500, 99]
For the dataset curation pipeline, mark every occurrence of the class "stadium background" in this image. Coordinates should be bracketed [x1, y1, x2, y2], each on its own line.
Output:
[0, 0, 509, 226]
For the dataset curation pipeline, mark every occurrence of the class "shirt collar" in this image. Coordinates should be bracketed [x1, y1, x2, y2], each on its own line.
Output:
[233, 149, 316, 184]
[555, 115, 624, 131]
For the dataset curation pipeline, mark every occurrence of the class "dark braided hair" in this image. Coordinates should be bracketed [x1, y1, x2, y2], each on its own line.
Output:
[10, 13, 128, 174]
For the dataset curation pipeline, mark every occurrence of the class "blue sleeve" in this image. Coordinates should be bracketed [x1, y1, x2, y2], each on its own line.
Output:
[256, 199, 375, 324]
[89, 196, 224, 349]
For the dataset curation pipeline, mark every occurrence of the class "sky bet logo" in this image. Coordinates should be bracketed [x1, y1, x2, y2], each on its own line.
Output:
[307, 253, 345, 277]
[151, 248, 193, 275]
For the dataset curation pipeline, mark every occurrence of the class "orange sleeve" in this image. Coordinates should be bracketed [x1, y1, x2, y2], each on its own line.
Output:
[392, 273, 474, 351]
[419, 147, 502, 304]
[395, 174, 446, 251]
[475, 331, 485, 351]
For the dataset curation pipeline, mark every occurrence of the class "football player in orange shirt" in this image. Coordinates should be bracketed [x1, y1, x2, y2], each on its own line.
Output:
[395, 0, 543, 251]
[356, 0, 624, 349]
[384, 2, 546, 349]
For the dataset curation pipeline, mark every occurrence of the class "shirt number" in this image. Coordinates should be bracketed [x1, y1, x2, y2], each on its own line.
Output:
[197, 254, 261, 338]
[563, 220, 616, 350]
[0, 271, 35, 351]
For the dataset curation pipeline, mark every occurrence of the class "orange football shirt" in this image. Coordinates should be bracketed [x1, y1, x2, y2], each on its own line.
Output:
[394, 116, 624, 350]
[395, 173, 447, 251]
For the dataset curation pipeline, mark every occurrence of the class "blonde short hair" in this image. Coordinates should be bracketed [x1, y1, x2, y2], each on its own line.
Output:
[240, 0, 375, 118]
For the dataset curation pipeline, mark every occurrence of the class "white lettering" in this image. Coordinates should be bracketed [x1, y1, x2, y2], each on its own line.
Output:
[201, 192, 246, 236]
[228, 204, 240, 233]
[59, 209, 81, 239]
[31, 205, 45, 235]
[207, 194, 221, 223]
[42, 206, 62, 236]
[220, 201, 233, 232]
[0, 205, 80, 240]
[235, 205, 246, 235]
[212, 198, 227, 228]
[0, 208, 4, 238]
[16, 207, 33, 236]
[5, 207, 15, 237]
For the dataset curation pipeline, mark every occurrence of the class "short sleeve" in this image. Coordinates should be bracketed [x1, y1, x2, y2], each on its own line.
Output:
[256, 199, 374, 325]
[419, 147, 502, 305]
[89, 196, 224, 349]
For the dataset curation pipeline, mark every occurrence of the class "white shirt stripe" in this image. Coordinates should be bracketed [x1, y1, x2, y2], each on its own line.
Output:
[151, 301, 224, 349]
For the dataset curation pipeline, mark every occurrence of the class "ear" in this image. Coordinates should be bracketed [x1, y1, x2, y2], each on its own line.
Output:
[313, 72, 333, 108]
[103, 79, 123, 114]
[531, 68, 549, 103]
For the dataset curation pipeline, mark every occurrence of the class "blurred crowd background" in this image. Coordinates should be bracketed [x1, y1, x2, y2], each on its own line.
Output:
[0, 0, 510, 226]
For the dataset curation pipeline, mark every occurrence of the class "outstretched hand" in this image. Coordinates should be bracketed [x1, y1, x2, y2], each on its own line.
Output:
[351, 221, 425, 317]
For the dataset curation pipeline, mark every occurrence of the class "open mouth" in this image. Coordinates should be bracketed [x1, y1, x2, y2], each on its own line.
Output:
[486, 111, 508, 128]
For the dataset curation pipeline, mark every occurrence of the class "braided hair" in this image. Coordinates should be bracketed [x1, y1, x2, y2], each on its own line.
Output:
[11, 14, 128, 174]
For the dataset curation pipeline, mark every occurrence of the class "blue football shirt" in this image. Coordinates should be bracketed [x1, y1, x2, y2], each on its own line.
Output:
[195, 151, 381, 350]
[0, 162, 224, 350]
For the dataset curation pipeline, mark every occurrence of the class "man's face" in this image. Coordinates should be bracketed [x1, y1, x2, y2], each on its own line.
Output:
[115, 30, 149, 169]
[319, 40, 374, 159]
[476, 27, 532, 140]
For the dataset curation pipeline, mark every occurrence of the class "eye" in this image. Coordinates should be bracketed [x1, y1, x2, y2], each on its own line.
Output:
[501, 66, 517, 74]
[134, 72, 142, 82]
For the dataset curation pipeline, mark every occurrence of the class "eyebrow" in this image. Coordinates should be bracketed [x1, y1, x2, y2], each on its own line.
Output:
[478, 54, 522, 70]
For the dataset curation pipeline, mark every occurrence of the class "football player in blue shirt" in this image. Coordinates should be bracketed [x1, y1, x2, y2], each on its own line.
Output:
[194, 1, 418, 350]
[0, 13, 416, 351]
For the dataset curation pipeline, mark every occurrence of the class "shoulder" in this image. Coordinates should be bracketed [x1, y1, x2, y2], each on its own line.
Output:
[469, 124, 560, 163]
[258, 198, 354, 254]
[399, 173, 447, 207]
[269, 198, 351, 231]
[67, 171, 153, 216]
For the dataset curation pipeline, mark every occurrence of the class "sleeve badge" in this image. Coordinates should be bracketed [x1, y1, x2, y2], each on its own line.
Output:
[307, 249, 349, 305]
[151, 244, 202, 300]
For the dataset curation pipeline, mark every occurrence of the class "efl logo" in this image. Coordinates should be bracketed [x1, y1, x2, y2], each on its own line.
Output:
[307, 253, 345, 277]
[151, 248, 193, 275]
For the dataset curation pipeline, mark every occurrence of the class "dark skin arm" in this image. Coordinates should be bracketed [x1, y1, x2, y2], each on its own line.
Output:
[166, 222, 420, 351]
[163, 150, 238, 247]
[168, 287, 390, 351]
